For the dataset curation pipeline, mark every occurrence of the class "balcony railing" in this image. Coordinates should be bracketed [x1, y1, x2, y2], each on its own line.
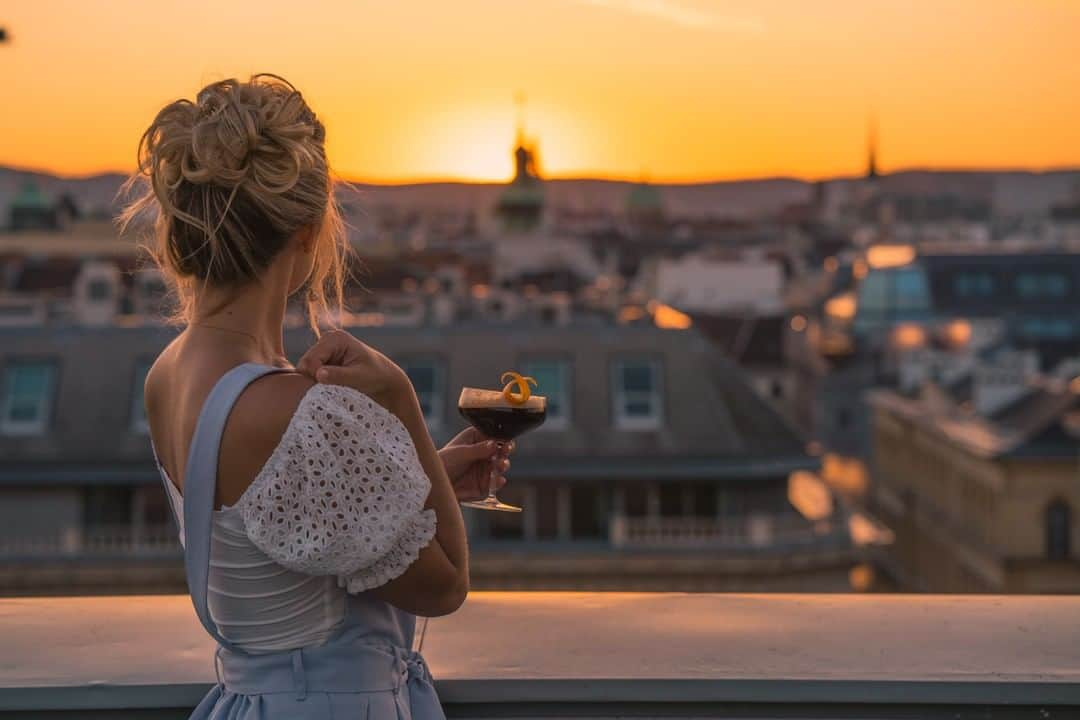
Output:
[609, 513, 844, 550]
[0, 592, 1077, 718]
[0, 525, 180, 559]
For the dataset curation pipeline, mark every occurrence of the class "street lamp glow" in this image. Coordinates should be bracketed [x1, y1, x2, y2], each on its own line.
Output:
[867, 244, 916, 269]
[892, 323, 927, 350]
[943, 319, 973, 347]
[652, 303, 692, 330]
[825, 293, 857, 321]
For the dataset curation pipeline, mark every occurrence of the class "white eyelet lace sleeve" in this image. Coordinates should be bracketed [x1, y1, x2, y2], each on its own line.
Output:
[237, 383, 437, 593]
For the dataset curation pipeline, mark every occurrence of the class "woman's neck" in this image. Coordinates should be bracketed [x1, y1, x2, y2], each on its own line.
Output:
[190, 275, 291, 367]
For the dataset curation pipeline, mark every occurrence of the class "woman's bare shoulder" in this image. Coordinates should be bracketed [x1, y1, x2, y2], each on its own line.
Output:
[217, 371, 318, 507]
[228, 371, 317, 442]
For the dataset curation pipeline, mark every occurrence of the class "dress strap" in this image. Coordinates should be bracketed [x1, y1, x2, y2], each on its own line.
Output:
[183, 362, 290, 653]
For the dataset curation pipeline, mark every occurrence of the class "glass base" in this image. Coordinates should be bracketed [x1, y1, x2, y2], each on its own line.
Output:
[461, 497, 522, 513]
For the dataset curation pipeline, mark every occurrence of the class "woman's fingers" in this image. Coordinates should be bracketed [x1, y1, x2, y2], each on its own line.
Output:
[297, 332, 351, 376]
[443, 441, 498, 472]
[313, 364, 370, 387]
[495, 441, 514, 460]
[451, 426, 484, 446]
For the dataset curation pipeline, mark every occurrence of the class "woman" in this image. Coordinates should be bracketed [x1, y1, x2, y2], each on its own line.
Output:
[125, 74, 509, 719]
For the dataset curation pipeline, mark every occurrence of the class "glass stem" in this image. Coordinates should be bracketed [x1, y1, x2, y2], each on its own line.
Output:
[487, 441, 503, 500]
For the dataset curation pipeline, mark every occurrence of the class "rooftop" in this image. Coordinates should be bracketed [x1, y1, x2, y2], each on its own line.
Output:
[869, 377, 1079, 459]
[0, 322, 811, 478]
[1, 592, 1078, 717]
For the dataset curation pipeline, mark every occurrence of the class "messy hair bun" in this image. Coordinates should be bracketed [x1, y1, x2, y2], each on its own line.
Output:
[121, 74, 347, 331]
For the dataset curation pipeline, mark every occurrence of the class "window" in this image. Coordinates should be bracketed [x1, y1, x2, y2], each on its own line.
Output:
[131, 359, 152, 434]
[953, 272, 995, 298]
[1, 361, 56, 435]
[612, 359, 663, 430]
[1046, 499, 1071, 561]
[836, 408, 851, 431]
[571, 486, 605, 538]
[893, 268, 931, 311]
[1016, 272, 1070, 300]
[659, 485, 682, 517]
[400, 359, 445, 428]
[1020, 317, 1074, 340]
[521, 359, 571, 430]
[87, 279, 112, 301]
[856, 273, 890, 313]
[855, 268, 931, 333]
[770, 380, 784, 399]
[83, 486, 134, 531]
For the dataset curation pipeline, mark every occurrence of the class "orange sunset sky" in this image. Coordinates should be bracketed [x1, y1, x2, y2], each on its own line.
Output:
[2, 0, 1079, 183]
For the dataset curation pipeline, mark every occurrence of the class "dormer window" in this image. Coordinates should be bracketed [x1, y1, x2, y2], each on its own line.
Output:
[1, 361, 56, 436]
[612, 358, 663, 430]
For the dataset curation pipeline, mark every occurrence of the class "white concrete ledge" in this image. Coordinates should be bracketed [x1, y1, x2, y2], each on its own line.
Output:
[1, 593, 1078, 715]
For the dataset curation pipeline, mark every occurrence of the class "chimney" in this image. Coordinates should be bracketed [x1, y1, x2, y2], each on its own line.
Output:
[531, 292, 572, 327]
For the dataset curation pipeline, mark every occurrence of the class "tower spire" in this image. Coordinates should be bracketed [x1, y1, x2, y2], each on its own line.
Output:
[514, 90, 526, 148]
[867, 113, 879, 180]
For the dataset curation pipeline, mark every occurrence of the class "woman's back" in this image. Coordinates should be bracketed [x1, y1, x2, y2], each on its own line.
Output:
[145, 335, 299, 510]
[147, 339, 342, 653]
[147, 340, 426, 653]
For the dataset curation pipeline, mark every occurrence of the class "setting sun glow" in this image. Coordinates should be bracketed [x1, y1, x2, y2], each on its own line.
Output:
[2, 1, 1079, 181]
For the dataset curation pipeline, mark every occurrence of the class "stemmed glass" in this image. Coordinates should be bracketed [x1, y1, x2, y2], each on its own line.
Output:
[457, 387, 546, 512]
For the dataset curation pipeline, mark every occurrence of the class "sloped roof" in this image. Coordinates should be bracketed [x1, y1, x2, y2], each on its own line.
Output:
[869, 380, 1079, 459]
[0, 322, 814, 484]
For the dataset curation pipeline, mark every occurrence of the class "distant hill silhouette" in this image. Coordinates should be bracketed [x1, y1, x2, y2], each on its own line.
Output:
[2, 165, 1078, 221]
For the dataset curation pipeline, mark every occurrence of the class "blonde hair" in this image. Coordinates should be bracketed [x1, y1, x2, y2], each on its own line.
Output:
[120, 74, 347, 332]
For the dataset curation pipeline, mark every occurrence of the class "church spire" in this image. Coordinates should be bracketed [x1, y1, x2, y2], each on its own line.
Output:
[866, 113, 879, 181]
[514, 91, 527, 149]
[497, 91, 545, 233]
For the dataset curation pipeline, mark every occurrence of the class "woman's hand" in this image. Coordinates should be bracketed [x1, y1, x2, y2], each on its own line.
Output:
[296, 330, 412, 412]
[439, 427, 513, 502]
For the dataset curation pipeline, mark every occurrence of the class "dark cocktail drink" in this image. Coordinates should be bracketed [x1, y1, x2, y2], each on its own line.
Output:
[459, 404, 546, 441]
[458, 386, 546, 512]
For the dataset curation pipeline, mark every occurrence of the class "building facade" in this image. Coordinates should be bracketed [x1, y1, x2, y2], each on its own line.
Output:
[869, 372, 1080, 593]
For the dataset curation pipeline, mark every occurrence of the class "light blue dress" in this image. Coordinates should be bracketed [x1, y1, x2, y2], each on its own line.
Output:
[158, 362, 445, 719]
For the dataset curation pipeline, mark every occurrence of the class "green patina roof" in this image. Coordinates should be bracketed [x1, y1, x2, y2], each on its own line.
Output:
[497, 179, 544, 208]
[11, 180, 52, 211]
[626, 182, 663, 212]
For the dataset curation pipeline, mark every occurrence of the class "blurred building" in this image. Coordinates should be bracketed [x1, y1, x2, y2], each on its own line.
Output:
[789, 246, 1080, 455]
[648, 252, 784, 315]
[868, 356, 1080, 592]
[0, 321, 859, 595]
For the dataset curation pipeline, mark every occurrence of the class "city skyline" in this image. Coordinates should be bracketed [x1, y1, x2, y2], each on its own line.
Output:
[3, 0, 1080, 183]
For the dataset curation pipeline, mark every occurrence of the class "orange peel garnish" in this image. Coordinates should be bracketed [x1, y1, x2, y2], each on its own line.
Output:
[501, 371, 537, 405]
